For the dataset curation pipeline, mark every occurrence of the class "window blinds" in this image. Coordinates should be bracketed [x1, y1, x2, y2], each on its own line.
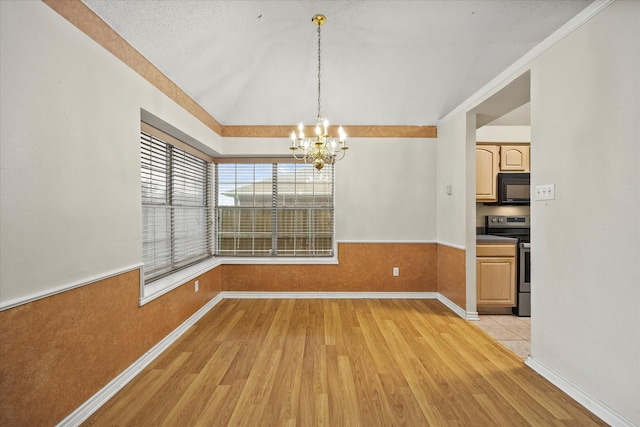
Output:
[141, 130, 212, 282]
[216, 163, 334, 256]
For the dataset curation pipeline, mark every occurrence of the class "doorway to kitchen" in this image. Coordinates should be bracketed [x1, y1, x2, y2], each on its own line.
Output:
[470, 71, 532, 360]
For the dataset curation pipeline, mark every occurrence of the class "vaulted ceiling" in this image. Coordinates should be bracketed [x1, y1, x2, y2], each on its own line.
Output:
[82, 0, 592, 127]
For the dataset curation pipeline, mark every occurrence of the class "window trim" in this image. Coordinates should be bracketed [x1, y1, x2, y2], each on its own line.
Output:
[141, 122, 213, 284]
[139, 256, 223, 305]
[214, 162, 336, 258]
[138, 117, 339, 306]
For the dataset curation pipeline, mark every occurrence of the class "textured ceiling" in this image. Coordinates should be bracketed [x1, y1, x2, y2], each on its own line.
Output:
[83, 0, 592, 127]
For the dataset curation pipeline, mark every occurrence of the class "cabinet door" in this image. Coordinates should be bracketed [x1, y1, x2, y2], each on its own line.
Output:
[500, 145, 530, 172]
[476, 146, 499, 202]
[476, 257, 516, 307]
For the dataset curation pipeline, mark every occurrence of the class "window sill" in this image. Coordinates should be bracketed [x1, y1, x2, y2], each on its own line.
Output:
[139, 254, 339, 306]
[139, 258, 224, 306]
[221, 255, 338, 265]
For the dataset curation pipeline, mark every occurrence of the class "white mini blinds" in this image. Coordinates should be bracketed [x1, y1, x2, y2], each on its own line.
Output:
[141, 129, 212, 283]
[215, 163, 334, 256]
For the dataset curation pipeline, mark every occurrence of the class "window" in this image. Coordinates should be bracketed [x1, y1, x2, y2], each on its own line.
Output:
[215, 163, 334, 256]
[141, 130, 212, 283]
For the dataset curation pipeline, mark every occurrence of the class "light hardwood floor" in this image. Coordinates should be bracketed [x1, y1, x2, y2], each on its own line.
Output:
[83, 299, 606, 426]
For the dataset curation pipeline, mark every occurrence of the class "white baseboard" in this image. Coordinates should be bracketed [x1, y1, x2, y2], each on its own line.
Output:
[465, 311, 480, 321]
[222, 291, 438, 300]
[63, 291, 635, 427]
[526, 356, 635, 427]
[223, 292, 475, 322]
[435, 293, 467, 319]
[56, 293, 224, 427]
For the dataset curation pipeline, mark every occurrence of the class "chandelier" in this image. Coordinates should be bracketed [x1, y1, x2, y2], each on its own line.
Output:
[290, 14, 348, 171]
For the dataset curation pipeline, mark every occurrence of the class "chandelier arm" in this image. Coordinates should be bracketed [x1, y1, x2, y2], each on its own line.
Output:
[335, 149, 348, 161]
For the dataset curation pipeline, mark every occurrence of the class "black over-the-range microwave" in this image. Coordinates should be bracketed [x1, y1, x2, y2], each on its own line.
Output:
[492, 172, 531, 205]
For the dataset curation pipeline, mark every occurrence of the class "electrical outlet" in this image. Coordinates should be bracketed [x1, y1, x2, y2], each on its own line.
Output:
[393, 267, 400, 277]
[195, 280, 199, 292]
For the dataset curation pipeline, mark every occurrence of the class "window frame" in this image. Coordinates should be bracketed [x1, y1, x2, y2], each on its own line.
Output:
[214, 161, 337, 259]
[140, 125, 214, 285]
[138, 122, 338, 307]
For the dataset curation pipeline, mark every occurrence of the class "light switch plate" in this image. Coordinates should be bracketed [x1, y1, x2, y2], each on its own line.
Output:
[535, 184, 555, 200]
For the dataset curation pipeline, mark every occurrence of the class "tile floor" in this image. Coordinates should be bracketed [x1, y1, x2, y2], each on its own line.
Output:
[474, 315, 531, 360]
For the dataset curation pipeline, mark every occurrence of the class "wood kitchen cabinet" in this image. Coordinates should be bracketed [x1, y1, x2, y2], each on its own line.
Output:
[476, 145, 500, 202]
[500, 145, 530, 172]
[476, 143, 530, 202]
[476, 243, 517, 307]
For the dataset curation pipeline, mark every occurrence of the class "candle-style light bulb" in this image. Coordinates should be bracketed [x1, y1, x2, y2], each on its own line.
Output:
[298, 122, 304, 139]
[323, 118, 329, 134]
[290, 131, 296, 146]
[315, 125, 320, 136]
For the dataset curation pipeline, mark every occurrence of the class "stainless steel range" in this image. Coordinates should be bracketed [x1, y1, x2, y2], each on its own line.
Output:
[485, 215, 531, 317]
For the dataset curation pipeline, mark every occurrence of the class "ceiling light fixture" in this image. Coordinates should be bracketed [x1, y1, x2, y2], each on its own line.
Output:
[290, 14, 348, 172]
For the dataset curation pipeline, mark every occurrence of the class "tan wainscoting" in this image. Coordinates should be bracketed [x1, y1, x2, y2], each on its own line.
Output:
[436, 244, 466, 308]
[0, 267, 223, 427]
[1, 243, 437, 425]
[222, 243, 437, 293]
[222, 125, 437, 138]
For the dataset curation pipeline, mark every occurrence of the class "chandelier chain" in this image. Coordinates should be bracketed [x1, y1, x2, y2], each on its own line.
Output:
[317, 24, 322, 120]
[289, 14, 348, 172]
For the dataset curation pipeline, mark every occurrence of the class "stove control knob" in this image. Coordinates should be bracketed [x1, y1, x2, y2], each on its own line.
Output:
[491, 218, 496, 222]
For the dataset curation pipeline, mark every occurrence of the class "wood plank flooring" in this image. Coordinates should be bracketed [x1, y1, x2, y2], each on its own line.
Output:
[83, 299, 606, 426]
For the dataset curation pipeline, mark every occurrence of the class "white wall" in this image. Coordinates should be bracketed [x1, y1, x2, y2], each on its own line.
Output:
[335, 138, 436, 242]
[0, 1, 223, 306]
[0, 1, 439, 307]
[438, 1, 639, 424]
[436, 111, 478, 313]
[218, 136, 438, 242]
[528, 1, 639, 423]
[476, 125, 531, 143]
[436, 113, 468, 248]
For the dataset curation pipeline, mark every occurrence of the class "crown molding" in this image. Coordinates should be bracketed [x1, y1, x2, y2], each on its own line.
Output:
[437, 0, 616, 127]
